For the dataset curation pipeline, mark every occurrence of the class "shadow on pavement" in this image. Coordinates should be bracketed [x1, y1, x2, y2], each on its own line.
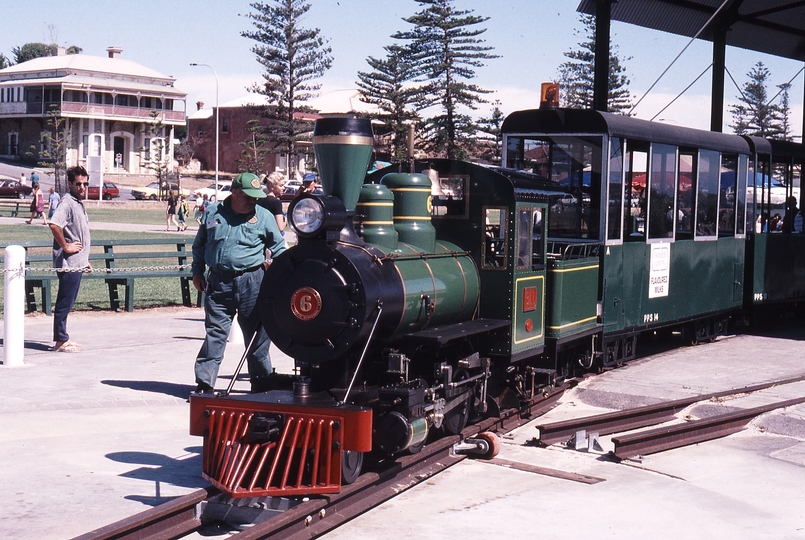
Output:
[102, 379, 195, 399]
[106, 447, 209, 506]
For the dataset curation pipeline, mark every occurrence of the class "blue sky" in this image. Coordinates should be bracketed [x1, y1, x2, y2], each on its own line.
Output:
[4, 0, 803, 134]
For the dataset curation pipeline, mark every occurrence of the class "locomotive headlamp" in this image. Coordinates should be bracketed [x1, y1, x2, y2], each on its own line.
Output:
[291, 197, 325, 235]
[289, 194, 348, 239]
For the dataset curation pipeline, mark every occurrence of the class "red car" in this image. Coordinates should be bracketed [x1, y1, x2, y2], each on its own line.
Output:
[0, 180, 33, 198]
[86, 182, 120, 200]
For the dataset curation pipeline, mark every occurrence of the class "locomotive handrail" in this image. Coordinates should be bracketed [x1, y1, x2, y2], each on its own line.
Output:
[340, 300, 384, 407]
[547, 241, 601, 261]
[381, 250, 472, 261]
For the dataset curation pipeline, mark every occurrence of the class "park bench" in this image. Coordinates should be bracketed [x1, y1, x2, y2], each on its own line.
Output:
[0, 200, 25, 217]
[1, 238, 202, 314]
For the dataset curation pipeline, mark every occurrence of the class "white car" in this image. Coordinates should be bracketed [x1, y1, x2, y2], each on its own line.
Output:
[131, 182, 191, 200]
[193, 181, 232, 201]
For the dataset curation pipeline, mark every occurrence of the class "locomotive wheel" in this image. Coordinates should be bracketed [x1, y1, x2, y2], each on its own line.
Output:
[443, 394, 471, 435]
[474, 431, 501, 459]
[341, 450, 363, 484]
[443, 370, 472, 435]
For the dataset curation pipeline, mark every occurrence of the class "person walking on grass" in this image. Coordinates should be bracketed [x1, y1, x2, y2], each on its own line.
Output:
[47, 187, 60, 223]
[177, 195, 189, 231]
[166, 189, 179, 231]
[26, 183, 46, 224]
[49, 166, 91, 353]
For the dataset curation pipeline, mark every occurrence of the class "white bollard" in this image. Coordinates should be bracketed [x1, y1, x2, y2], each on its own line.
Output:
[3, 245, 25, 367]
[228, 313, 244, 344]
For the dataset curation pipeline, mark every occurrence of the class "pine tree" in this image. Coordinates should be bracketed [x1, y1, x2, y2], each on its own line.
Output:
[476, 100, 505, 164]
[242, 0, 332, 178]
[776, 83, 797, 142]
[0, 53, 11, 70]
[33, 106, 70, 194]
[393, 0, 498, 161]
[557, 14, 632, 114]
[356, 44, 420, 163]
[237, 119, 271, 173]
[729, 62, 784, 138]
[140, 111, 174, 200]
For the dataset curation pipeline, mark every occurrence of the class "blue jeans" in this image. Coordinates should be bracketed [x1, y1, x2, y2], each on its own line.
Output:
[53, 271, 82, 342]
[194, 268, 272, 389]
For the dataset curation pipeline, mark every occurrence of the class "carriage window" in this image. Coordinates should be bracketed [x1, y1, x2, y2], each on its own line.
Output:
[624, 144, 648, 240]
[736, 154, 747, 236]
[517, 209, 532, 269]
[607, 138, 624, 241]
[431, 174, 467, 218]
[532, 208, 544, 269]
[719, 154, 737, 237]
[676, 151, 695, 238]
[648, 143, 676, 239]
[483, 207, 507, 269]
[696, 149, 720, 238]
[505, 135, 601, 240]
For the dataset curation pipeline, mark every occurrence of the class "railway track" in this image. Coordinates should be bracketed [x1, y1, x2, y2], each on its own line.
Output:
[535, 373, 805, 459]
[73, 384, 566, 540]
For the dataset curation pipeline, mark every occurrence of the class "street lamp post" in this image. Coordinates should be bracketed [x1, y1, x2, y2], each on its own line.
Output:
[190, 62, 219, 201]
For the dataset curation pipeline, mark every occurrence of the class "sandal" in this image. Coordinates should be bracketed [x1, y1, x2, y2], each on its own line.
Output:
[53, 341, 81, 353]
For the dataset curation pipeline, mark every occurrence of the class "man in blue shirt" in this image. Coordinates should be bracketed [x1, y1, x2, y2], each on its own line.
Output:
[191, 173, 286, 394]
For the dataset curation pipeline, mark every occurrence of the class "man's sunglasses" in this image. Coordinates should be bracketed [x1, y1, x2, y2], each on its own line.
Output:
[71, 181, 89, 187]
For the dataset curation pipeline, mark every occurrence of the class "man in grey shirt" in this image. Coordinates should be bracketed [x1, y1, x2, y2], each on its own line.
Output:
[49, 166, 91, 352]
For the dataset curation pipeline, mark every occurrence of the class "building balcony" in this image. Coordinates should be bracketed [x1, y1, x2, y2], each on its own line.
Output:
[0, 101, 185, 124]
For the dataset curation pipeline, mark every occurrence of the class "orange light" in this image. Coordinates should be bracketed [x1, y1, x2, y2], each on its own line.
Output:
[540, 82, 559, 109]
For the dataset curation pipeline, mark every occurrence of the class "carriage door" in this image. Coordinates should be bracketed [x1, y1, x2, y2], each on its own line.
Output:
[512, 204, 546, 355]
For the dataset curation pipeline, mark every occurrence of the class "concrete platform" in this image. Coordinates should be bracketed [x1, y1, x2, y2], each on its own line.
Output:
[1, 309, 804, 539]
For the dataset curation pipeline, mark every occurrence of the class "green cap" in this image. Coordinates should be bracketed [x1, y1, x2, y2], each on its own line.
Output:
[231, 173, 266, 199]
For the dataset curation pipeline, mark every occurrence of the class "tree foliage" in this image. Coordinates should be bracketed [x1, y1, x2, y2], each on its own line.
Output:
[237, 119, 271, 173]
[475, 100, 505, 164]
[11, 42, 81, 64]
[0, 53, 10, 70]
[140, 111, 174, 200]
[557, 14, 633, 114]
[356, 44, 420, 163]
[33, 106, 70, 194]
[729, 62, 786, 139]
[392, 0, 498, 161]
[242, 0, 332, 178]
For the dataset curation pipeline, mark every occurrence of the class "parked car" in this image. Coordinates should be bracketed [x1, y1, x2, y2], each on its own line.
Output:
[131, 182, 191, 200]
[193, 181, 232, 201]
[0, 180, 33, 198]
[280, 186, 299, 201]
[281, 185, 323, 201]
[86, 182, 120, 200]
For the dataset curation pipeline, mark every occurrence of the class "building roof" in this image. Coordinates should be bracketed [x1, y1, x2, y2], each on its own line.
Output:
[578, 0, 805, 61]
[0, 73, 185, 97]
[0, 52, 182, 90]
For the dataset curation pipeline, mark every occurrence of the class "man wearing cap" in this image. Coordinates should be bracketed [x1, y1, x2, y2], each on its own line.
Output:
[191, 172, 286, 394]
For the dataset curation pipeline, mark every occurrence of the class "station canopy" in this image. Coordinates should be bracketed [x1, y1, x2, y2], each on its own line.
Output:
[577, 0, 805, 62]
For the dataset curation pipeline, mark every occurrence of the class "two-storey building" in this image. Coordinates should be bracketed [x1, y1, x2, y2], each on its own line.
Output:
[0, 46, 186, 179]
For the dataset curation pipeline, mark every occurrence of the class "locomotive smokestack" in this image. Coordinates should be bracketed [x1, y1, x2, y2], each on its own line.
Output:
[312, 118, 374, 212]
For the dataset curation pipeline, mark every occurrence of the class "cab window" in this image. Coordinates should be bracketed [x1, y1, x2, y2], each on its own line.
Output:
[516, 207, 544, 271]
[483, 207, 507, 269]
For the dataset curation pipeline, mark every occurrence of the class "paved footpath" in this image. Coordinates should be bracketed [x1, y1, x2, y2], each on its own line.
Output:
[0, 306, 293, 539]
[2, 244, 804, 539]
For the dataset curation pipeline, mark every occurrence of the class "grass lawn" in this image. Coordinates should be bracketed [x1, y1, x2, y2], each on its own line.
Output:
[1, 224, 197, 317]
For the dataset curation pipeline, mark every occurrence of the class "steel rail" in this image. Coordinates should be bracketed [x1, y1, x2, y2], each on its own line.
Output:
[535, 373, 805, 446]
[72, 487, 213, 540]
[612, 395, 805, 459]
[71, 387, 566, 540]
[230, 386, 567, 540]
